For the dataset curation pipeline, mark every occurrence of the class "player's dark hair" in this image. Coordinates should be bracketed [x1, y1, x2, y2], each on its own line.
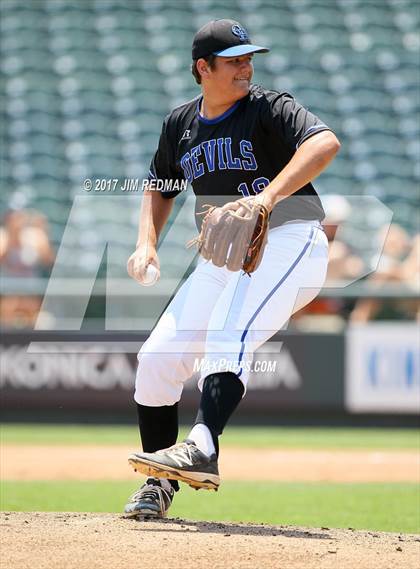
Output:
[191, 55, 216, 84]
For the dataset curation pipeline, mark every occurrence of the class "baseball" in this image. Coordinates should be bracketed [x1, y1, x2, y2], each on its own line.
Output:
[142, 264, 159, 286]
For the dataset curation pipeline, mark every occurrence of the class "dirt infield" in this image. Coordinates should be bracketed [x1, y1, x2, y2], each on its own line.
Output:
[2, 446, 419, 568]
[2, 445, 419, 482]
[1, 512, 419, 569]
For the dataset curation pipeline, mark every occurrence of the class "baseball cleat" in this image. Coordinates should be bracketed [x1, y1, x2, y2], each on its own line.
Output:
[123, 477, 174, 519]
[128, 440, 220, 491]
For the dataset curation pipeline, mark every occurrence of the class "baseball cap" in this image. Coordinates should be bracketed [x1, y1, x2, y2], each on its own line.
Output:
[192, 19, 269, 59]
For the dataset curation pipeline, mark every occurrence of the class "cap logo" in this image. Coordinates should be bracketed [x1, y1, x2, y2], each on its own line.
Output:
[231, 24, 249, 42]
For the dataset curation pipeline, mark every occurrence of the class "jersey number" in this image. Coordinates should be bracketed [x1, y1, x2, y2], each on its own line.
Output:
[238, 177, 270, 197]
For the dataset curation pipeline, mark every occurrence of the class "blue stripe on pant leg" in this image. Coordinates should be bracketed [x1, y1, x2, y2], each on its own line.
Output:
[236, 227, 316, 375]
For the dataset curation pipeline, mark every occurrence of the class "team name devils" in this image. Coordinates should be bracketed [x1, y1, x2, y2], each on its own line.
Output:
[180, 138, 258, 182]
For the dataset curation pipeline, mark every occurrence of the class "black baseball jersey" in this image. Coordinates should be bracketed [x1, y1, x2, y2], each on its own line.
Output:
[148, 84, 331, 227]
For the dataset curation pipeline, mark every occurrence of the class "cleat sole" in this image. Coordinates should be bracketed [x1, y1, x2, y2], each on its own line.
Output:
[123, 510, 165, 520]
[128, 456, 220, 491]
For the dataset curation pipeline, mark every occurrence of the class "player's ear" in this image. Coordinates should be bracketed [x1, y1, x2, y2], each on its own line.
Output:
[197, 58, 211, 79]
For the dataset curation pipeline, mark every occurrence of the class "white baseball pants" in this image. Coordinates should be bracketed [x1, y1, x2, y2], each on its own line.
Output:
[135, 220, 329, 406]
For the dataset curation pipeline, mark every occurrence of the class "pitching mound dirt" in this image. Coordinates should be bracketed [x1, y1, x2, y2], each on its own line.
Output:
[1, 512, 419, 569]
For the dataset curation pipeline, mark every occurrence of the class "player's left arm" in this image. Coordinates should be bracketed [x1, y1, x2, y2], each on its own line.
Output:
[255, 130, 340, 212]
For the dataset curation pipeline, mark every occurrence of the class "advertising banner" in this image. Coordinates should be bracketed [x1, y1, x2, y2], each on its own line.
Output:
[345, 323, 419, 414]
[0, 331, 344, 416]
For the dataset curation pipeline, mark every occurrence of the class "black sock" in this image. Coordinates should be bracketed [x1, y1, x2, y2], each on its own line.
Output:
[193, 372, 245, 457]
[136, 402, 179, 492]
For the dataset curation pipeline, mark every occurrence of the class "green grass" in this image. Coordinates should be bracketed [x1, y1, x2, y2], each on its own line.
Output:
[1, 424, 419, 449]
[1, 480, 419, 534]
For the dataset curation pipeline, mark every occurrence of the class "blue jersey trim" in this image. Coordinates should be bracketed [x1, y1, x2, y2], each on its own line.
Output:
[197, 98, 241, 125]
[237, 226, 316, 373]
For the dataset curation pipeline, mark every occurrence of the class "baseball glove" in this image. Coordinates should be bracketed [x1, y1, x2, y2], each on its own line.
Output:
[187, 197, 270, 274]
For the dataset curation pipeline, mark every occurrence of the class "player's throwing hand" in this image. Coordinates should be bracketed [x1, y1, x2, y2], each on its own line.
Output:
[127, 246, 160, 286]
